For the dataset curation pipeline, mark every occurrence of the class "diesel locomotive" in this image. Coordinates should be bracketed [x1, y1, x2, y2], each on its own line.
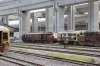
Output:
[78, 32, 100, 46]
[22, 32, 54, 43]
[22, 30, 100, 46]
[22, 31, 83, 44]
[0, 26, 10, 54]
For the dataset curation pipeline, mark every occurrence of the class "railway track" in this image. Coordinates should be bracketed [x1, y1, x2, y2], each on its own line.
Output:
[11, 43, 60, 46]
[0, 54, 43, 66]
[29, 45, 100, 53]
[11, 44, 100, 53]
[13, 44, 100, 53]
[11, 43, 100, 48]
[9, 50, 99, 66]
[12, 46, 100, 58]
[0, 57, 25, 66]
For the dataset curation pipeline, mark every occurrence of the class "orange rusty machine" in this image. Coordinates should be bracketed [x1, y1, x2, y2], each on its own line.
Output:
[0, 26, 10, 54]
[78, 32, 100, 46]
[22, 32, 54, 44]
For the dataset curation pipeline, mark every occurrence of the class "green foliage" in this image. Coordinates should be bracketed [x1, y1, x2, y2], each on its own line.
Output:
[46, 53, 92, 62]
[17, 48, 28, 51]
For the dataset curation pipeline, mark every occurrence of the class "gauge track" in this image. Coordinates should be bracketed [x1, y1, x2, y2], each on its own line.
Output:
[9, 50, 99, 66]
[12, 46, 100, 58]
[0, 54, 43, 66]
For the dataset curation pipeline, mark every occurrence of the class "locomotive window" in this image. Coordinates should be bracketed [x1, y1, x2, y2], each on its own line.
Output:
[3, 33, 8, 39]
[68, 34, 71, 36]
[61, 34, 62, 37]
[77, 34, 79, 37]
[63, 34, 66, 36]
[80, 32, 83, 35]
[73, 34, 76, 36]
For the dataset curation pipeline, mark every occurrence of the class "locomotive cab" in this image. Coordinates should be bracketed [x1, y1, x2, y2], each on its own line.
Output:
[0, 26, 10, 54]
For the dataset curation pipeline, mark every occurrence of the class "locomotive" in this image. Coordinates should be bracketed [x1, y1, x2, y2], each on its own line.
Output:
[58, 31, 100, 46]
[22, 31, 83, 44]
[0, 26, 10, 54]
[58, 31, 84, 45]
[78, 31, 100, 46]
[22, 32, 54, 43]
[22, 30, 100, 46]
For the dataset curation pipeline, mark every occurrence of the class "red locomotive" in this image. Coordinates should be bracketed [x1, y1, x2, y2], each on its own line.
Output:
[22, 31, 100, 46]
[22, 32, 54, 44]
[78, 32, 100, 46]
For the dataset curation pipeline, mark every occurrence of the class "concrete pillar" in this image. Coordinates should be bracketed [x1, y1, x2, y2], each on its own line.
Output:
[46, 7, 53, 32]
[88, 1, 99, 32]
[67, 6, 75, 30]
[31, 13, 38, 33]
[54, 3, 64, 33]
[19, 11, 30, 40]
[2, 16, 9, 24]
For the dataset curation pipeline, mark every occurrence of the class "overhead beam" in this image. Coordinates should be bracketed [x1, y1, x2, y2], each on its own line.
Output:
[0, 0, 51, 11]
[0, 1, 52, 16]
[0, 0, 99, 16]
[58, 0, 99, 6]
[7, 13, 45, 20]
[75, 2, 100, 13]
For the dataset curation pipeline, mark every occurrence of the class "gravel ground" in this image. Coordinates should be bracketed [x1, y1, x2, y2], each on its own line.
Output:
[0, 58, 19, 66]
[12, 45, 100, 56]
[10, 47, 100, 64]
[0, 56, 34, 66]
[5, 52, 82, 66]
[11, 43, 100, 51]
[10, 43, 100, 64]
